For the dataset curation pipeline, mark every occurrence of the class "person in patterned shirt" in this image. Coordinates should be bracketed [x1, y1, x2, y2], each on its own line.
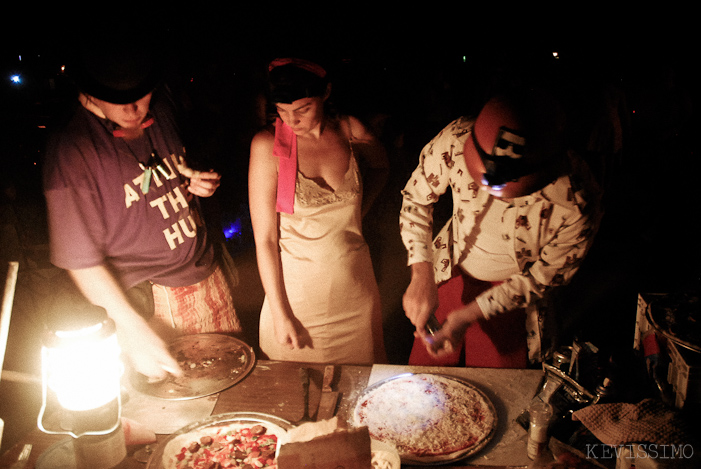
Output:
[400, 88, 603, 367]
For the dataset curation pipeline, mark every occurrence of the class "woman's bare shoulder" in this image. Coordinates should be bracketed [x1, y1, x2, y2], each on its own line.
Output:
[342, 114, 376, 141]
[252, 125, 275, 145]
[250, 125, 277, 158]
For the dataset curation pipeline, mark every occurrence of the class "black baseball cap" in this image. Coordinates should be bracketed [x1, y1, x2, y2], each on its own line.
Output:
[69, 39, 166, 104]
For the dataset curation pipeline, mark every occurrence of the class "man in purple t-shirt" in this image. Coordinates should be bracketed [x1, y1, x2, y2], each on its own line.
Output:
[43, 39, 241, 379]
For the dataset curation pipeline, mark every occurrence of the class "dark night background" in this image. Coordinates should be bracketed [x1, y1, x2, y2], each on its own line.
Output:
[0, 12, 699, 455]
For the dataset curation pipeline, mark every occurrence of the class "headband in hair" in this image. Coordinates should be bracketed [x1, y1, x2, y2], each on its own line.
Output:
[268, 58, 327, 78]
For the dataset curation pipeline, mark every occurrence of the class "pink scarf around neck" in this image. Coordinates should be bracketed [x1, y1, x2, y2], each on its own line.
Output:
[273, 118, 297, 214]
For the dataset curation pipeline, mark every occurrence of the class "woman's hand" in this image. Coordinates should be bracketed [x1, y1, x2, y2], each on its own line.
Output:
[274, 316, 301, 349]
[273, 313, 311, 350]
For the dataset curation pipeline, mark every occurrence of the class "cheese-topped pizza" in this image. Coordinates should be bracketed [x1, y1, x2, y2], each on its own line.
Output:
[162, 421, 288, 469]
[353, 374, 495, 460]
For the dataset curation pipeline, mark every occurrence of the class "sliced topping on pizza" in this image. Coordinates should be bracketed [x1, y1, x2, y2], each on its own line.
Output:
[168, 423, 283, 468]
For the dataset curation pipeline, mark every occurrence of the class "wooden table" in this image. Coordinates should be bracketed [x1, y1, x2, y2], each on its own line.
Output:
[0, 361, 543, 468]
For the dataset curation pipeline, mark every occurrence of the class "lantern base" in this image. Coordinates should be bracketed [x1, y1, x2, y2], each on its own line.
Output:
[35, 438, 75, 468]
[36, 424, 126, 469]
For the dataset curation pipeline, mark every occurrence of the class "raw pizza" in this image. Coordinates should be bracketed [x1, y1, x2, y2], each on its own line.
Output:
[353, 374, 495, 461]
[163, 421, 288, 469]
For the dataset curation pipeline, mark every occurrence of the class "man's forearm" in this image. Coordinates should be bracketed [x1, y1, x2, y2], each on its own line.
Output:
[68, 265, 140, 325]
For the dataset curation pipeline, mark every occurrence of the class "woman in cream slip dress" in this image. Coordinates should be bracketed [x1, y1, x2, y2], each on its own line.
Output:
[249, 58, 388, 365]
[259, 137, 382, 363]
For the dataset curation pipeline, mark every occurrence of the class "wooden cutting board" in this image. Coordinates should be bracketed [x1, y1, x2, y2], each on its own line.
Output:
[213, 361, 320, 423]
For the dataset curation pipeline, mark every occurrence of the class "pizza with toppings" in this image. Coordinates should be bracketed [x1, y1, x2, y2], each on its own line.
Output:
[160, 420, 289, 469]
[352, 374, 496, 463]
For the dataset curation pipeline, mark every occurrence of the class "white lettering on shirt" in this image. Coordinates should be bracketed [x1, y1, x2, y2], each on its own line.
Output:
[149, 195, 170, 219]
[124, 183, 140, 208]
[167, 187, 189, 213]
[179, 215, 197, 238]
[125, 153, 201, 250]
[163, 214, 197, 250]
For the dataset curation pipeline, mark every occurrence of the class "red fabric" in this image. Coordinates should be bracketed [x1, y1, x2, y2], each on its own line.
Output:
[408, 272, 528, 368]
[112, 117, 154, 137]
[152, 265, 241, 335]
[642, 332, 661, 357]
[273, 118, 297, 214]
[268, 58, 327, 78]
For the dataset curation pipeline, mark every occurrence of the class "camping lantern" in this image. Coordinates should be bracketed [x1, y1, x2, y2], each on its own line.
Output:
[37, 304, 126, 468]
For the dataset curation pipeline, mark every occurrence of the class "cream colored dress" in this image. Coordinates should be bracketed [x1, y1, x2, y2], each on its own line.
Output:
[259, 150, 381, 364]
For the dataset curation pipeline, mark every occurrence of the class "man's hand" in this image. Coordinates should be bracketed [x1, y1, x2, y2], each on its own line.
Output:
[187, 170, 221, 197]
[118, 315, 183, 380]
[68, 266, 183, 381]
[422, 301, 484, 358]
[402, 262, 439, 333]
[176, 156, 221, 197]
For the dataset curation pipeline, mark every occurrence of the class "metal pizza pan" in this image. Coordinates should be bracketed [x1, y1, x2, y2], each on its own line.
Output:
[130, 333, 256, 400]
[349, 372, 498, 466]
[146, 412, 293, 469]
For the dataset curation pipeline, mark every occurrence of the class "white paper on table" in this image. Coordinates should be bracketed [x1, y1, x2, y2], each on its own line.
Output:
[121, 388, 218, 435]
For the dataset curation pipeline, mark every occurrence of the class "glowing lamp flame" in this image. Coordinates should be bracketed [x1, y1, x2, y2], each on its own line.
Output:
[38, 306, 125, 440]
[44, 324, 122, 411]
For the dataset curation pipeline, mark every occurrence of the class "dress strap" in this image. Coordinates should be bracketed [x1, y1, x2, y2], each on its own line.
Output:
[346, 116, 355, 158]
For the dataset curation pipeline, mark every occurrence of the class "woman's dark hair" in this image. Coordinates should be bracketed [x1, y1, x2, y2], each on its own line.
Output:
[268, 58, 329, 104]
[266, 58, 337, 122]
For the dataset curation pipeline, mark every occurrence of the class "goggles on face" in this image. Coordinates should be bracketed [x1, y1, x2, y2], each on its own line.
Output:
[470, 127, 539, 189]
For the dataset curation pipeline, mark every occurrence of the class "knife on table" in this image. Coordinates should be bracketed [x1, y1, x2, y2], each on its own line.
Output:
[10, 444, 31, 469]
[316, 365, 340, 421]
[297, 367, 313, 423]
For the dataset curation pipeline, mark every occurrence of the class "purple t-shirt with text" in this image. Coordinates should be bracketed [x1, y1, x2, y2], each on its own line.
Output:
[43, 96, 215, 289]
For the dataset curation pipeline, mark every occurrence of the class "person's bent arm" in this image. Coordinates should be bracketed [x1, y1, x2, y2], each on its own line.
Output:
[423, 300, 485, 358]
[248, 130, 304, 350]
[402, 261, 439, 333]
[399, 123, 458, 336]
[403, 262, 487, 358]
[68, 265, 181, 380]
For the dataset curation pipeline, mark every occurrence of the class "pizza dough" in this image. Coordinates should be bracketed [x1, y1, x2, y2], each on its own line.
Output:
[353, 374, 495, 460]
